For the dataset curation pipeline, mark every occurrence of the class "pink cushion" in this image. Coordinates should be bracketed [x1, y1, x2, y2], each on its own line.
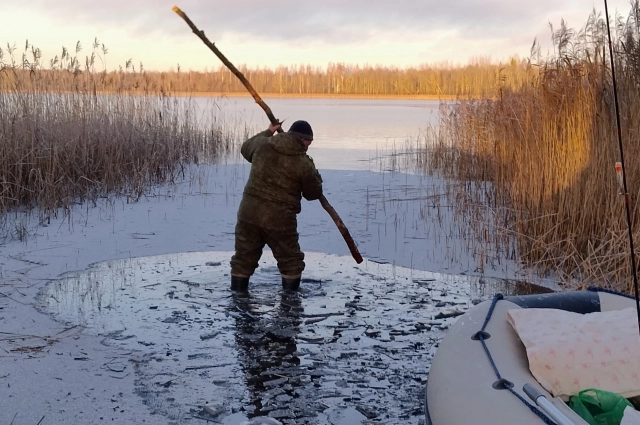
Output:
[507, 307, 640, 397]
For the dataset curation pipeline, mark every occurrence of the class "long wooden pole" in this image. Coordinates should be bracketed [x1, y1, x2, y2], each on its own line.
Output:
[172, 6, 363, 264]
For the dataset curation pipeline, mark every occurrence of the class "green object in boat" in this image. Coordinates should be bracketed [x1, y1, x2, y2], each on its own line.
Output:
[569, 388, 633, 425]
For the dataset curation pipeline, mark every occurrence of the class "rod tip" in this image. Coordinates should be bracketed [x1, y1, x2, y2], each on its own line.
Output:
[172, 6, 181, 13]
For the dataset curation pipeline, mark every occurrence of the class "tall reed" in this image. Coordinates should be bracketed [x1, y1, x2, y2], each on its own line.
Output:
[0, 40, 239, 234]
[427, 5, 640, 292]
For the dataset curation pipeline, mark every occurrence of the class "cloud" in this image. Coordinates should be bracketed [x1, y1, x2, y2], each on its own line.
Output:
[19, 0, 608, 45]
[8, 0, 634, 71]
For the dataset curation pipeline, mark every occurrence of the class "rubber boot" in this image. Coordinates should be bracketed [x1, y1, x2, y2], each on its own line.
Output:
[282, 276, 301, 291]
[230, 275, 250, 292]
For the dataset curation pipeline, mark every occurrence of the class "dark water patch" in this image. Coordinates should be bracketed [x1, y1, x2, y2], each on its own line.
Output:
[39, 251, 543, 424]
[469, 275, 555, 299]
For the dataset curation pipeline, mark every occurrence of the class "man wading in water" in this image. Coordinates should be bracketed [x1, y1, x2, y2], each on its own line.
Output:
[230, 120, 323, 292]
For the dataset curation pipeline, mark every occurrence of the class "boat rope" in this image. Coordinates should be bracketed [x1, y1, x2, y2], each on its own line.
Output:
[475, 294, 558, 425]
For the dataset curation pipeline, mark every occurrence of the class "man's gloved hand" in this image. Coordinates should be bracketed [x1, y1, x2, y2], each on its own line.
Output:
[268, 122, 281, 135]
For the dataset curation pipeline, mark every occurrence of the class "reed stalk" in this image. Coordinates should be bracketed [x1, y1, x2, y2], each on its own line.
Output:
[0, 40, 239, 237]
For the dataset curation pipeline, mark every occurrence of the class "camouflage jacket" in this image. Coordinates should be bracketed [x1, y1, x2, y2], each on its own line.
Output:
[237, 130, 323, 229]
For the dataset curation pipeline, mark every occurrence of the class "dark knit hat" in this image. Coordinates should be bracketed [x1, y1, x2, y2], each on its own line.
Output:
[288, 120, 313, 141]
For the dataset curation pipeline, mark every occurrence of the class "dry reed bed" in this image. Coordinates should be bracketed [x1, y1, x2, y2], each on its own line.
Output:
[0, 42, 240, 238]
[426, 8, 640, 292]
[0, 92, 236, 219]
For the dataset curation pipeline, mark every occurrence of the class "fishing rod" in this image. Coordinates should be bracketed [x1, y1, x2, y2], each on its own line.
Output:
[604, 0, 640, 334]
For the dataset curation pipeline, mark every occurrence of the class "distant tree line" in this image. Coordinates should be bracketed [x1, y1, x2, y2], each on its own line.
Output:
[128, 61, 533, 97]
[0, 41, 535, 97]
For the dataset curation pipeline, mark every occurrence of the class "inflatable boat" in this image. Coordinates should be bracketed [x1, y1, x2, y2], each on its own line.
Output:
[424, 288, 640, 425]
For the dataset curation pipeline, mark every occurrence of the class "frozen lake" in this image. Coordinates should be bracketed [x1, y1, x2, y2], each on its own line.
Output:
[0, 97, 549, 425]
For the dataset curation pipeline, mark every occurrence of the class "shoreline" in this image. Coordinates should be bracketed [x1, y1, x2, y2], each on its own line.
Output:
[161, 91, 460, 101]
[1, 89, 461, 101]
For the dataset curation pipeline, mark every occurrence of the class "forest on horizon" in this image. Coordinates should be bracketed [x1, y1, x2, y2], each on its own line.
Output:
[0, 40, 534, 97]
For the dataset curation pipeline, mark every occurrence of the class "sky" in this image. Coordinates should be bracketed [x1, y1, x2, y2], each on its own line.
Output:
[0, 0, 636, 72]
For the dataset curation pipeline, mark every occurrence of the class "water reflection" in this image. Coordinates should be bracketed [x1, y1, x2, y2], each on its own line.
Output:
[468, 275, 555, 299]
[230, 290, 313, 421]
[408, 271, 555, 305]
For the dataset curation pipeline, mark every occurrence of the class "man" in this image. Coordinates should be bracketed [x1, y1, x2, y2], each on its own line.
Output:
[229, 120, 323, 292]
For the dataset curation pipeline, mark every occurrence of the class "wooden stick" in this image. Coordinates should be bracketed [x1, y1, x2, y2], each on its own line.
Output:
[172, 6, 363, 264]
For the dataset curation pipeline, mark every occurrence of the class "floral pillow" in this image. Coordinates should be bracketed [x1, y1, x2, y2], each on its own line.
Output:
[507, 307, 640, 398]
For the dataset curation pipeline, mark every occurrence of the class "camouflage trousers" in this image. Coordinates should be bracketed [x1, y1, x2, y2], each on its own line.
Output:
[230, 219, 305, 277]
